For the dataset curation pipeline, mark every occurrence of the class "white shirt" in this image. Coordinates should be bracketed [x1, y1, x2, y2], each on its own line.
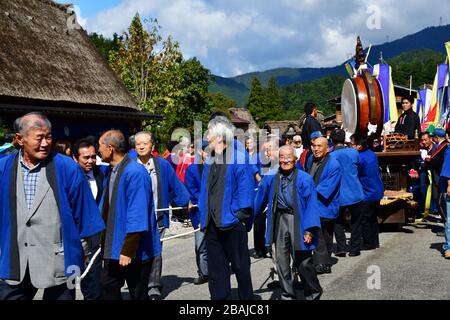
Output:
[137, 157, 158, 211]
[85, 170, 98, 200]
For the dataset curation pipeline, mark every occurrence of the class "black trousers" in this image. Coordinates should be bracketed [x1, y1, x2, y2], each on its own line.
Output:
[101, 259, 152, 300]
[205, 221, 254, 300]
[275, 213, 322, 300]
[361, 201, 380, 249]
[334, 202, 363, 254]
[313, 218, 335, 266]
[80, 235, 102, 300]
[253, 209, 267, 255]
[0, 266, 75, 300]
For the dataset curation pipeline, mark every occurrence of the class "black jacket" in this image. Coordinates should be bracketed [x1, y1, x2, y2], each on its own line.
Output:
[395, 108, 421, 139]
[301, 115, 322, 150]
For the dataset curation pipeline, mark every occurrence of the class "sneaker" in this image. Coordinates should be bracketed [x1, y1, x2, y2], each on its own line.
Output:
[445, 252, 450, 260]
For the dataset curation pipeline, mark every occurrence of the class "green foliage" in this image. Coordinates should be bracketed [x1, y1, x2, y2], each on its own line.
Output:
[208, 92, 236, 118]
[209, 76, 249, 106]
[246, 78, 267, 127]
[388, 49, 446, 88]
[103, 14, 213, 145]
[0, 125, 5, 143]
[265, 77, 283, 121]
[162, 58, 213, 138]
[280, 74, 345, 119]
[89, 32, 119, 62]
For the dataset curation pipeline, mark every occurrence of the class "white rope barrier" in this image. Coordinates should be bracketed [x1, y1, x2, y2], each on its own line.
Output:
[155, 205, 198, 212]
[161, 228, 200, 242]
[79, 247, 102, 280]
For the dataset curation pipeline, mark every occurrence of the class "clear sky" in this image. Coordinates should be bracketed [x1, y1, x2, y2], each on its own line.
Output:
[56, 0, 450, 77]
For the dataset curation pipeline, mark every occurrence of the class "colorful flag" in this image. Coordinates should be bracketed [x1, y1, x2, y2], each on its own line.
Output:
[425, 64, 449, 125]
[373, 64, 397, 124]
[417, 87, 432, 124]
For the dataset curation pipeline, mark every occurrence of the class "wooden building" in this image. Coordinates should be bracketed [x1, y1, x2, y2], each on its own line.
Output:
[0, 0, 161, 140]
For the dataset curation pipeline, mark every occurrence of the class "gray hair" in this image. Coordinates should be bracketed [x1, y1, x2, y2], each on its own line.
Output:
[279, 144, 295, 156]
[101, 130, 128, 154]
[207, 118, 235, 143]
[135, 131, 156, 144]
[15, 112, 52, 135]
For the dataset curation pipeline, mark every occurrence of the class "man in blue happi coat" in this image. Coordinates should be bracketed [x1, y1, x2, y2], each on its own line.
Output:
[305, 136, 341, 275]
[254, 145, 322, 300]
[184, 139, 209, 285]
[0, 112, 105, 300]
[134, 131, 190, 300]
[73, 138, 110, 300]
[198, 117, 255, 300]
[331, 129, 365, 257]
[98, 130, 161, 300]
[350, 133, 384, 250]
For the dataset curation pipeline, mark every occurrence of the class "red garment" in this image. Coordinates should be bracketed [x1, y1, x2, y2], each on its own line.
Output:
[176, 154, 194, 183]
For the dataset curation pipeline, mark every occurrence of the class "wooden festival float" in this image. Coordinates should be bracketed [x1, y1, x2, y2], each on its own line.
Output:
[341, 37, 419, 226]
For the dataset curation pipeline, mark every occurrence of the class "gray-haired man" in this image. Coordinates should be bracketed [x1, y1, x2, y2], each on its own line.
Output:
[0, 112, 104, 300]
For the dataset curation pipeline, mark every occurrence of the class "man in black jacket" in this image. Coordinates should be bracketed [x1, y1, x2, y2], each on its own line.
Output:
[395, 95, 421, 139]
[73, 138, 108, 300]
[301, 102, 322, 150]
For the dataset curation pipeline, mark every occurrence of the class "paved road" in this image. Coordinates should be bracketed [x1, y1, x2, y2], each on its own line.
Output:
[35, 221, 450, 300]
[157, 222, 450, 300]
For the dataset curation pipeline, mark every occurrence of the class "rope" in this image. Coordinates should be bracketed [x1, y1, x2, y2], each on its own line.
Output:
[79, 247, 102, 280]
[161, 228, 200, 242]
[155, 205, 198, 212]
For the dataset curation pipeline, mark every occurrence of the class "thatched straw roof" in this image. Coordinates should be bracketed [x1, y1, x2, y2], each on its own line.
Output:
[0, 0, 138, 110]
[264, 121, 302, 137]
[228, 108, 259, 131]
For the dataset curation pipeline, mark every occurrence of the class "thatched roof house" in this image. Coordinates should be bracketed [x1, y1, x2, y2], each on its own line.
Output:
[263, 120, 302, 141]
[228, 108, 259, 132]
[0, 0, 160, 139]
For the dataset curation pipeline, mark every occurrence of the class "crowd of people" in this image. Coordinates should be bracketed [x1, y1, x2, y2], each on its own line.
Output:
[1, 98, 450, 301]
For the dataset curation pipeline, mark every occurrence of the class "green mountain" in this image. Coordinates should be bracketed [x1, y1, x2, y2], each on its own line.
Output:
[209, 24, 450, 107]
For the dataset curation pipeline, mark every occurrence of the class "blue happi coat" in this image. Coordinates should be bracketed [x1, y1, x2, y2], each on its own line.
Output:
[332, 146, 365, 206]
[358, 150, 384, 202]
[253, 168, 321, 251]
[305, 155, 341, 219]
[198, 148, 255, 232]
[100, 155, 161, 261]
[144, 156, 190, 228]
[184, 163, 203, 229]
[0, 153, 105, 280]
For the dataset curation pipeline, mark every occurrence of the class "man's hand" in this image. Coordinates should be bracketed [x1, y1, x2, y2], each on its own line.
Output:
[447, 185, 450, 197]
[303, 234, 313, 244]
[119, 255, 132, 267]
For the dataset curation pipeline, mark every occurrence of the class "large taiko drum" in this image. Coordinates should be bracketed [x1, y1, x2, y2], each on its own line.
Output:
[341, 70, 384, 136]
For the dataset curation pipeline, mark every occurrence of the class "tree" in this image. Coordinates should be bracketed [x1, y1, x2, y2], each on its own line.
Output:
[164, 58, 213, 135]
[89, 32, 119, 62]
[108, 14, 214, 144]
[265, 77, 283, 121]
[208, 92, 236, 118]
[109, 14, 183, 112]
[247, 77, 266, 127]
